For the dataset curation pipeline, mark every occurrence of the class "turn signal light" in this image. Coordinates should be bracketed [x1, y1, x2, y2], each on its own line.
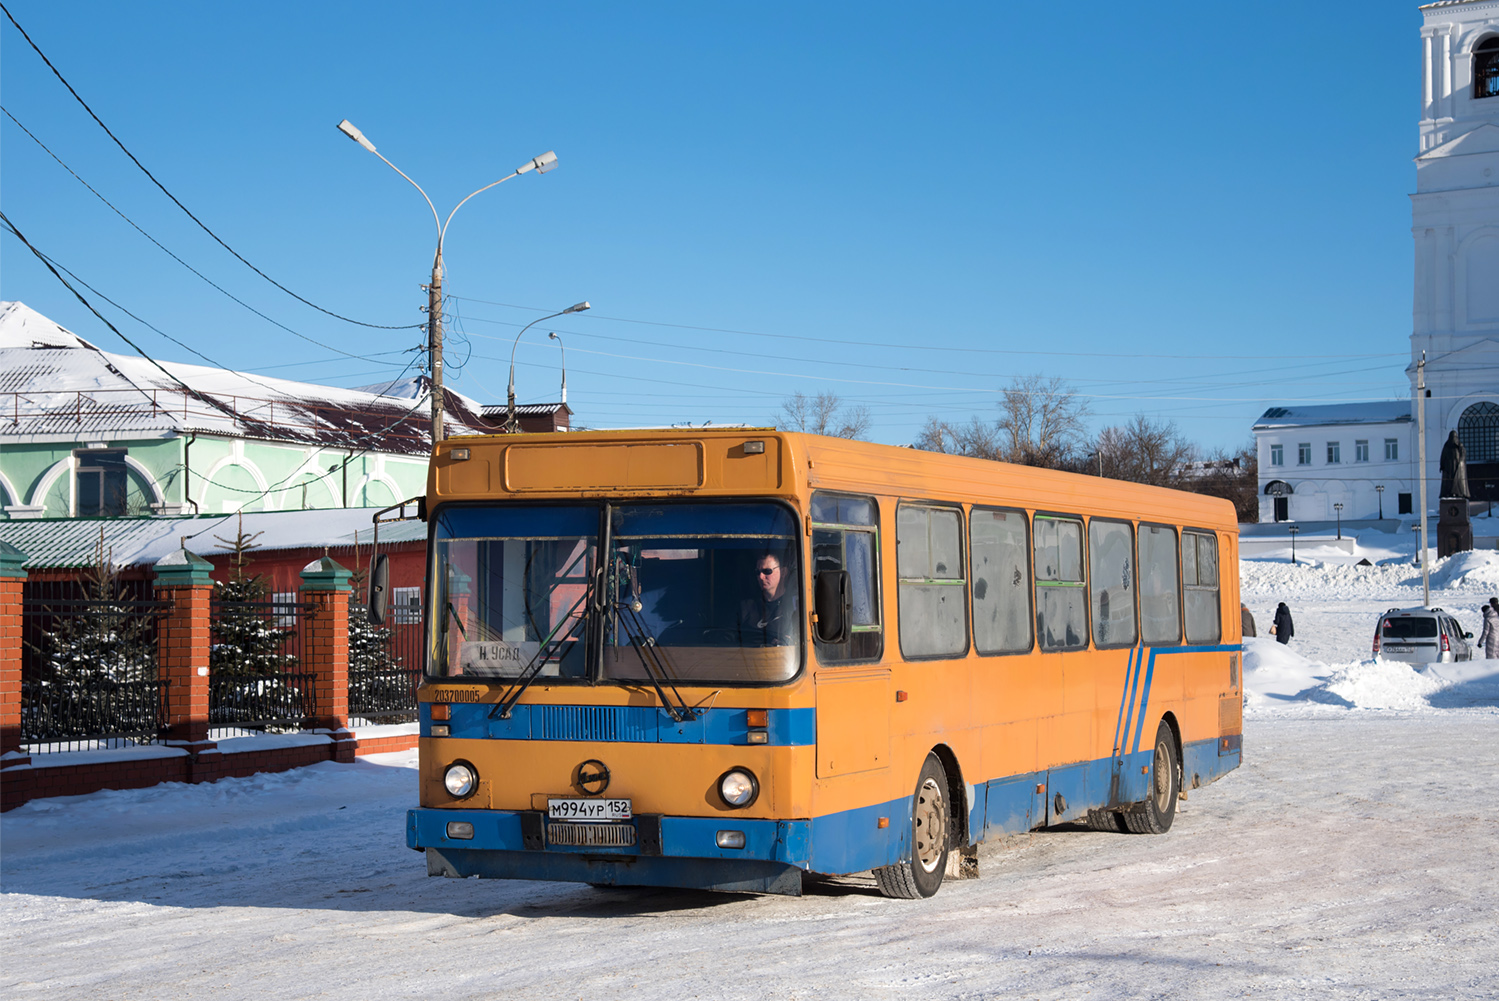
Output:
[431, 704, 451, 721]
[746, 709, 768, 728]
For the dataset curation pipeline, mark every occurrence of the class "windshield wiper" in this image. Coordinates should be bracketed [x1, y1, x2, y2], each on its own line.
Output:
[491, 584, 593, 720]
[615, 599, 698, 723]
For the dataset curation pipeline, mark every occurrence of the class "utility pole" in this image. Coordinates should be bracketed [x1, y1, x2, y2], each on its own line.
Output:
[427, 256, 444, 442]
[1417, 352, 1430, 607]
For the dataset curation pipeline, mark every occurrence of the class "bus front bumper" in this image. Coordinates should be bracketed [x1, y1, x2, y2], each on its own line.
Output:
[407, 808, 811, 895]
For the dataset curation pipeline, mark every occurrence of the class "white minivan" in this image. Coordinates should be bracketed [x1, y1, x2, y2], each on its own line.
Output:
[1373, 607, 1473, 664]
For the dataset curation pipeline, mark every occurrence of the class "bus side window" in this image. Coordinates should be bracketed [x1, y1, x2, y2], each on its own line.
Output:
[896, 504, 969, 659]
[1088, 519, 1137, 648]
[971, 507, 1033, 655]
[1139, 524, 1181, 645]
[1183, 531, 1221, 644]
[1034, 515, 1087, 650]
[810, 492, 882, 662]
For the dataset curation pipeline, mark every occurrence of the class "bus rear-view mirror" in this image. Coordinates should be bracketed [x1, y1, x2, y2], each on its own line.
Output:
[368, 553, 390, 626]
[814, 570, 850, 644]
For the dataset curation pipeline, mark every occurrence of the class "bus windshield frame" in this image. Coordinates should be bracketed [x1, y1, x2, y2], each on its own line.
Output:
[426, 498, 805, 688]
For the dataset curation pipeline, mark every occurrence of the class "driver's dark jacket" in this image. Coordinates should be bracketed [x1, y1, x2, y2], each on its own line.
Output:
[737, 592, 797, 646]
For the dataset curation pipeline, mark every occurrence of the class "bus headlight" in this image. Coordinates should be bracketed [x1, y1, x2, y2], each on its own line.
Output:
[444, 762, 477, 798]
[718, 768, 759, 808]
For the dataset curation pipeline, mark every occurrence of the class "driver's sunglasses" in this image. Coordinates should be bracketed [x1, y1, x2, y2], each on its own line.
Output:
[758, 566, 781, 575]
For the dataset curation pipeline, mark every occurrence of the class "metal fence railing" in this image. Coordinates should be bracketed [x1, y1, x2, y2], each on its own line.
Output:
[209, 599, 317, 736]
[349, 621, 424, 726]
[21, 591, 171, 753]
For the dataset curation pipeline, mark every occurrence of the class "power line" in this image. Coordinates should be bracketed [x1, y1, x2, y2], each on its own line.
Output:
[0, 1, 418, 332]
[1, 105, 410, 362]
[448, 295, 1404, 363]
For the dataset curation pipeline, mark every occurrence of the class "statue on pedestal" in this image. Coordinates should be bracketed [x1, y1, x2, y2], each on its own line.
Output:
[1439, 431, 1469, 500]
[1437, 430, 1472, 558]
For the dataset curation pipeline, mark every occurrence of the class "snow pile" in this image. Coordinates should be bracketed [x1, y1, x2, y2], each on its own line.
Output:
[1242, 635, 1499, 713]
[1427, 549, 1499, 589]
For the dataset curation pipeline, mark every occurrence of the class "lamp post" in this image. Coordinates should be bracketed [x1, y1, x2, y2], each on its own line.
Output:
[507, 304, 590, 433]
[337, 119, 558, 443]
[1375, 484, 1385, 520]
[548, 331, 568, 407]
[1334, 502, 1343, 540]
[1288, 524, 1300, 565]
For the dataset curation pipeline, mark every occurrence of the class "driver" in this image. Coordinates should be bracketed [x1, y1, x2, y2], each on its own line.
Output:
[738, 551, 797, 646]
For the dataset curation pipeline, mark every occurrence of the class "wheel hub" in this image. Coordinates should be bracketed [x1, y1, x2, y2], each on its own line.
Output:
[914, 777, 946, 873]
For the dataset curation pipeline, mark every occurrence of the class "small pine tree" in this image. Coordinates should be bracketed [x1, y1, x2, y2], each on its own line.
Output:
[346, 560, 411, 718]
[209, 514, 297, 676]
[26, 530, 158, 741]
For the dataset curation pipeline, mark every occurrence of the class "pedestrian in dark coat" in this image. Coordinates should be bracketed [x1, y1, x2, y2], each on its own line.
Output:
[1272, 602, 1294, 645]
[1241, 604, 1257, 638]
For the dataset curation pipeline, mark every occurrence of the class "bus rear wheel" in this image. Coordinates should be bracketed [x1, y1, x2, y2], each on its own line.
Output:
[874, 754, 950, 899]
[1124, 721, 1179, 835]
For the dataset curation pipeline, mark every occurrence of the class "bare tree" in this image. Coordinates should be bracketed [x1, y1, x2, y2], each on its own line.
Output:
[916, 374, 1089, 469]
[1093, 414, 1196, 488]
[1188, 440, 1258, 523]
[779, 391, 872, 440]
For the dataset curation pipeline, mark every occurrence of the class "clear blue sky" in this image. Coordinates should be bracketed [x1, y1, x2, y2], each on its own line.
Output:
[1, 1, 1424, 451]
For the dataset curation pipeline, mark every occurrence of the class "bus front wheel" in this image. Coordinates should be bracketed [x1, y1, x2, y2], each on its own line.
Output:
[874, 754, 950, 899]
[1124, 721, 1179, 835]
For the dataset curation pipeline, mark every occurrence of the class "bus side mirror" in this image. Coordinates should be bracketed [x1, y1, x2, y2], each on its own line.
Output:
[814, 570, 850, 644]
[368, 553, 390, 626]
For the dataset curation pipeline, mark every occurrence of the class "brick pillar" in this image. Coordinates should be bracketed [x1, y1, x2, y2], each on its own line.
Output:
[154, 548, 221, 781]
[301, 556, 355, 763]
[1, 542, 32, 811]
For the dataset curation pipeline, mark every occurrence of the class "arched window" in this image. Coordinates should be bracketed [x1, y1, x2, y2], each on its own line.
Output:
[1263, 480, 1293, 496]
[1459, 401, 1499, 463]
[1475, 36, 1499, 100]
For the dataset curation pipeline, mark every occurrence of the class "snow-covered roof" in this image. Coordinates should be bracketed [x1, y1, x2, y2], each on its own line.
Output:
[0, 507, 427, 569]
[0, 301, 495, 452]
[1252, 401, 1412, 430]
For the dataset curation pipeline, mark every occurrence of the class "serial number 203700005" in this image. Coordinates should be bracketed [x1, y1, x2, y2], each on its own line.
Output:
[547, 798, 632, 822]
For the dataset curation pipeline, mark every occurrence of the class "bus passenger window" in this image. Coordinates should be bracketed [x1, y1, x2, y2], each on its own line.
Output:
[1139, 525, 1181, 645]
[810, 492, 882, 662]
[896, 504, 968, 658]
[970, 507, 1032, 654]
[1088, 519, 1136, 648]
[1034, 515, 1087, 650]
[1183, 531, 1221, 643]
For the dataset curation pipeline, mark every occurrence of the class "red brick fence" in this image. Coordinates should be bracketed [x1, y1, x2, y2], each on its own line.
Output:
[1, 543, 418, 812]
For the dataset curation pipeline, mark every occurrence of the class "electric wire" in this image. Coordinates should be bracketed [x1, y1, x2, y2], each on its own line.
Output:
[448, 295, 1404, 363]
[1, 105, 411, 362]
[0, 1, 419, 332]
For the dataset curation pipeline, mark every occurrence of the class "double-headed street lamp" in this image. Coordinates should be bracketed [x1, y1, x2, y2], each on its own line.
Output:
[1375, 484, 1385, 520]
[337, 119, 558, 443]
[507, 304, 590, 432]
[1288, 524, 1300, 565]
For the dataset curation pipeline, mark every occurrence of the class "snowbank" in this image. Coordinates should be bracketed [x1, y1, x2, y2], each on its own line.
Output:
[1242, 635, 1499, 714]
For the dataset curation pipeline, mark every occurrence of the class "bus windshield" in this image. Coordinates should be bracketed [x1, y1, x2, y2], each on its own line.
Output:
[429, 501, 801, 684]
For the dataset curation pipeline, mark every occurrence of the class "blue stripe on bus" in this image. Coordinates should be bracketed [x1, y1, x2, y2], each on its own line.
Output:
[408, 736, 1238, 879]
[1110, 646, 1135, 756]
[423, 702, 816, 746]
[1129, 643, 1243, 754]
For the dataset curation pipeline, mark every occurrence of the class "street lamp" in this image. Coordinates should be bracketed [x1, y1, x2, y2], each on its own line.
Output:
[1375, 484, 1385, 520]
[1333, 502, 1343, 540]
[1288, 524, 1300, 565]
[507, 303, 590, 432]
[337, 118, 558, 443]
[548, 331, 568, 406]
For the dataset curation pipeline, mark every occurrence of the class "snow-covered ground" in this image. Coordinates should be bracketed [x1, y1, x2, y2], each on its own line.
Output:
[4, 527, 1497, 1000]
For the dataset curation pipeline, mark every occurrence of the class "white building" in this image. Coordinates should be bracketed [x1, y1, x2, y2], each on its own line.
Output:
[1254, 0, 1499, 522]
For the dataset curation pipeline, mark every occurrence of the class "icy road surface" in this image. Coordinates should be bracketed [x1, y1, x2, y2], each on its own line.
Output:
[3, 713, 1495, 1001]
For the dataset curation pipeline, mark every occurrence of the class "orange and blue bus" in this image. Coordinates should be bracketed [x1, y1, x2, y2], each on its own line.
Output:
[398, 429, 1242, 898]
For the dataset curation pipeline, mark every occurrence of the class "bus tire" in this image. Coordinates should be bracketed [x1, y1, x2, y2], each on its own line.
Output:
[1124, 721, 1179, 835]
[873, 754, 950, 899]
[1087, 808, 1126, 833]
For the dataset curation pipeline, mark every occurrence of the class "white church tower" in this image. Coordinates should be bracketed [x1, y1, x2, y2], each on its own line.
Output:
[1411, 0, 1499, 502]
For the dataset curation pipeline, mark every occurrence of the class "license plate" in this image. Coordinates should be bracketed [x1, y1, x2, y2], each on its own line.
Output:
[1385, 646, 1413, 653]
[547, 798, 632, 822]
